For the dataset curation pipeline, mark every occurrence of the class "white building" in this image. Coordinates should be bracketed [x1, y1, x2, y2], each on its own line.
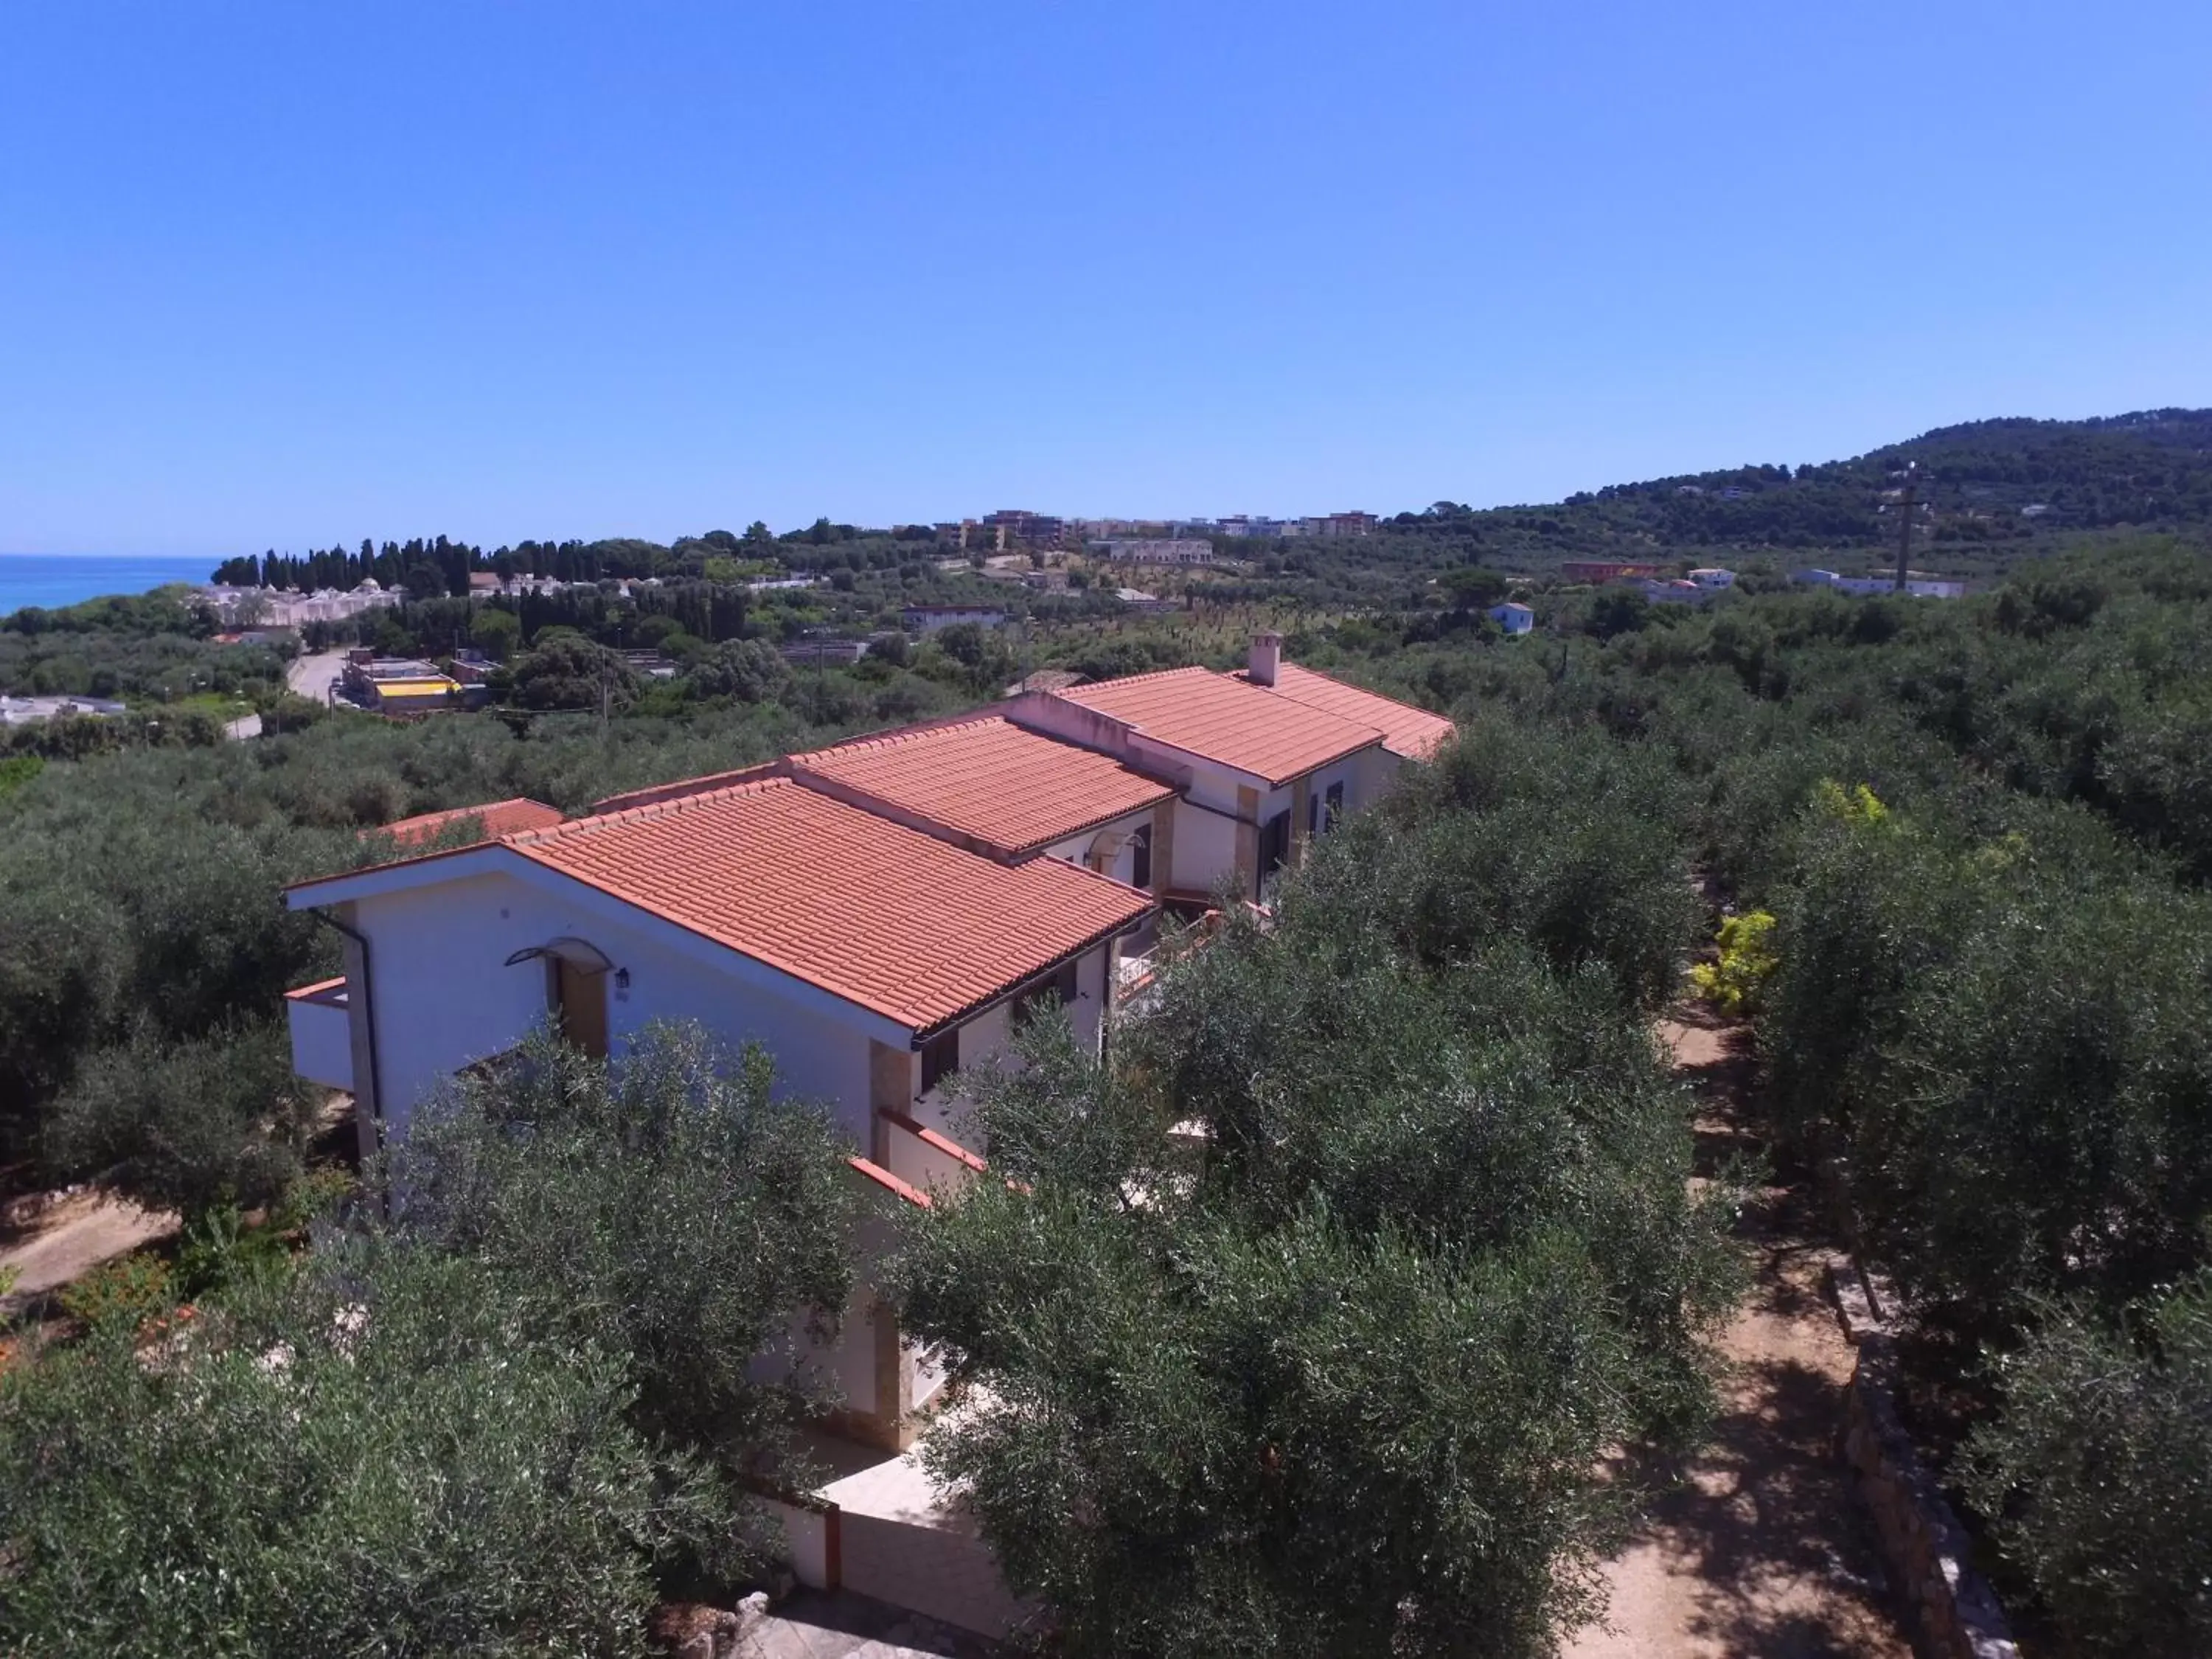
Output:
[900, 604, 1008, 633]
[279, 636, 1455, 1634]
[1489, 601, 1535, 635]
[1087, 538, 1216, 566]
[0, 694, 128, 726]
[209, 582, 406, 629]
[1688, 567, 1736, 588]
[1792, 568, 1965, 599]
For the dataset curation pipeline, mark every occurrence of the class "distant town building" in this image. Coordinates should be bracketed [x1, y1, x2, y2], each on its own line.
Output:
[1688, 568, 1736, 588]
[1302, 512, 1378, 538]
[203, 580, 403, 629]
[1489, 602, 1536, 636]
[341, 649, 465, 713]
[978, 509, 1065, 551]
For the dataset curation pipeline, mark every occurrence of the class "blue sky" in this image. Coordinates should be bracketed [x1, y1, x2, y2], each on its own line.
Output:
[3, 1, 2206, 556]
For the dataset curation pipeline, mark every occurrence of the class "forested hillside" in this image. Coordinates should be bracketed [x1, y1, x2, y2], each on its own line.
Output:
[1403, 406, 2212, 560]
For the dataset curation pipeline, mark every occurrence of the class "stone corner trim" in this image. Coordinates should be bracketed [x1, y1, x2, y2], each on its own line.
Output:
[1827, 1261, 2021, 1659]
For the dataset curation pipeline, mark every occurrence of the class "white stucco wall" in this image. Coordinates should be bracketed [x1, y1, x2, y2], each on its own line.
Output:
[1169, 797, 1239, 895]
[351, 866, 879, 1144]
[1041, 805, 1155, 888]
[913, 944, 1109, 1141]
[348, 863, 1117, 1153]
[1353, 748, 1405, 812]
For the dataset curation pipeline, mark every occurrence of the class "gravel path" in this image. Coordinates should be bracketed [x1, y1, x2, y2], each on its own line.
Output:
[1563, 1019, 1910, 1659]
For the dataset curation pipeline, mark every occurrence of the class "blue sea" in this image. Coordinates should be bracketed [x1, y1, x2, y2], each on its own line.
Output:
[0, 554, 220, 619]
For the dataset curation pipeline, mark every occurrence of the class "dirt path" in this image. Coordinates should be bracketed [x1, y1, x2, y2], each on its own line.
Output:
[1564, 1017, 1910, 1659]
[0, 1189, 177, 1312]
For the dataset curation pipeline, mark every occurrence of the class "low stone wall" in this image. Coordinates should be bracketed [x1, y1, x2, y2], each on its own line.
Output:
[1829, 1262, 2020, 1659]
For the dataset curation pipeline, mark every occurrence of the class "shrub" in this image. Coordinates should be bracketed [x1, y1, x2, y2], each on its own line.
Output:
[42, 1020, 311, 1221]
[1688, 909, 1777, 1015]
[0, 1240, 730, 1657]
[385, 1022, 856, 1478]
[55, 1251, 172, 1329]
[1960, 1275, 2212, 1659]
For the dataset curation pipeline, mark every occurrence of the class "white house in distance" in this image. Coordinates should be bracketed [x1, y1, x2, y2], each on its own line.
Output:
[900, 602, 1008, 633]
[1489, 601, 1535, 635]
[1086, 538, 1217, 565]
[1792, 568, 1966, 599]
[280, 635, 1453, 1634]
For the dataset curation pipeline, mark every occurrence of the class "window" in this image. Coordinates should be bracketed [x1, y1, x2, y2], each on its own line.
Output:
[1256, 809, 1291, 894]
[919, 1027, 959, 1094]
[1130, 823, 1152, 889]
[1013, 960, 1081, 1030]
[1310, 781, 1346, 837]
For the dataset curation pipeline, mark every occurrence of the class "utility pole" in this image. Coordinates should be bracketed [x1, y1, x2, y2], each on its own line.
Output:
[1894, 461, 1919, 594]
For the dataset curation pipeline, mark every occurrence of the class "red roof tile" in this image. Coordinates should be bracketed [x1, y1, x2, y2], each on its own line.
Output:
[1235, 664, 1455, 761]
[790, 715, 1174, 857]
[1051, 666, 1382, 785]
[504, 776, 1152, 1033]
[371, 798, 565, 846]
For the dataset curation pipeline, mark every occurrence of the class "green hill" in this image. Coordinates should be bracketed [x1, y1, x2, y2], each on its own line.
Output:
[1377, 407, 2212, 571]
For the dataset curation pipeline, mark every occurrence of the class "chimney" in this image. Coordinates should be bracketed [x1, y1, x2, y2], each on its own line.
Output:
[1248, 630, 1281, 687]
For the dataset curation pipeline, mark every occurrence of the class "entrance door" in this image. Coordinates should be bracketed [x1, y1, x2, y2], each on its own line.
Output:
[553, 956, 610, 1058]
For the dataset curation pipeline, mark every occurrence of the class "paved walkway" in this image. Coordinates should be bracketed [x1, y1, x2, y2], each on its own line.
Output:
[1563, 1019, 1910, 1659]
[736, 1590, 996, 1658]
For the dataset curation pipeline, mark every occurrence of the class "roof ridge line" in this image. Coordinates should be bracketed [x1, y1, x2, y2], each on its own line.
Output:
[790, 709, 1009, 763]
[509, 773, 790, 845]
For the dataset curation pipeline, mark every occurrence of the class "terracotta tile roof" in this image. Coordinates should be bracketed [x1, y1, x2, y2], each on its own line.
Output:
[504, 776, 1152, 1033]
[1235, 663, 1455, 761]
[1051, 666, 1382, 785]
[790, 714, 1174, 857]
[371, 798, 565, 846]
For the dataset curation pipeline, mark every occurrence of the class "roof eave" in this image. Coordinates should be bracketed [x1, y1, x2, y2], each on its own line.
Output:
[905, 898, 1158, 1047]
[284, 841, 512, 909]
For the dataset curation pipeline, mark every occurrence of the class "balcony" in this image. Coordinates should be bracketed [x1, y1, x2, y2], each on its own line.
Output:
[285, 977, 353, 1092]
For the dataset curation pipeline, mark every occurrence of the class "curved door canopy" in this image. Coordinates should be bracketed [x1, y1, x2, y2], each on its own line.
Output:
[502, 935, 616, 974]
[504, 937, 614, 1058]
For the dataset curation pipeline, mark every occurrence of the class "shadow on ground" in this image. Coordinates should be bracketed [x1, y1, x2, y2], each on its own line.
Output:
[1567, 1018, 1910, 1659]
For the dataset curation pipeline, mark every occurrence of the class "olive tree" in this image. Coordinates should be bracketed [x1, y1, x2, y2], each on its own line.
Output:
[1960, 1274, 2212, 1659]
[384, 1021, 858, 1475]
[897, 813, 1736, 1657]
[0, 1240, 730, 1658]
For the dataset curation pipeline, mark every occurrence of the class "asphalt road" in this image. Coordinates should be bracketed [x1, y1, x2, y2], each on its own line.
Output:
[285, 648, 348, 706]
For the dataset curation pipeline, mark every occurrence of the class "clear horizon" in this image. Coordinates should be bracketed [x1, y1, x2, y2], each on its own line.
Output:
[4, 1, 2207, 559]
